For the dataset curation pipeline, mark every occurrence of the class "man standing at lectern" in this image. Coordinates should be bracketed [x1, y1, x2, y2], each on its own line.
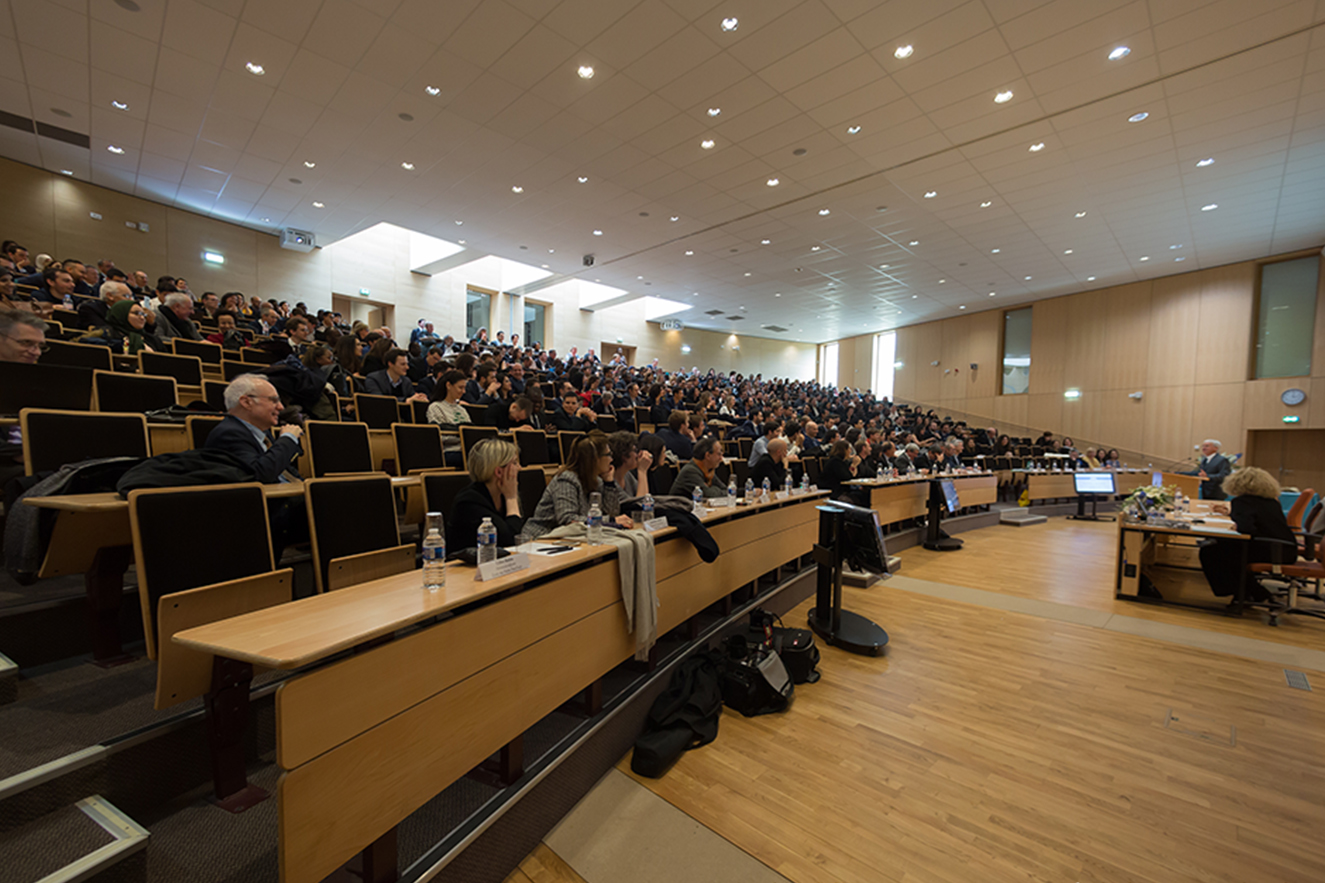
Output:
[1192, 439, 1232, 499]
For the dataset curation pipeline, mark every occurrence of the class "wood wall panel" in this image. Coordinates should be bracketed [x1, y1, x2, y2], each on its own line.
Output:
[1097, 392, 1144, 456]
[1195, 263, 1255, 383]
[1310, 377, 1325, 428]
[1191, 383, 1246, 455]
[1147, 273, 1202, 388]
[965, 310, 1000, 399]
[912, 322, 944, 402]
[1140, 386, 1193, 464]
[1103, 282, 1153, 392]
[1029, 297, 1067, 391]
[1026, 393, 1063, 435]
[1242, 378, 1306, 430]
[992, 394, 1029, 430]
[836, 336, 858, 391]
[939, 317, 968, 400]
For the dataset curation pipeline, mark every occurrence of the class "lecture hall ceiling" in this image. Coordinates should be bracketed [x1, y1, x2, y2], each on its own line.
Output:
[1, 0, 1323, 342]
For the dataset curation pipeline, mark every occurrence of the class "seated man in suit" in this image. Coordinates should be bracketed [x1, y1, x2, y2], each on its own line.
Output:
[550, 392, 597, 432]
[656, 409, 695, 461]
[76, 280, 128, 328]
[362, 347, 428, 403]
[204, 374, 307, 553]
[483, 395, 533, 431]
[670, 436, 728, 500]
[750, 437, 790, 490]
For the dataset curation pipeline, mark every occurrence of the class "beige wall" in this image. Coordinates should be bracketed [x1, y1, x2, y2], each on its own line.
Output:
[836, 250, 1325, 462]
[1, 157, 817, 379]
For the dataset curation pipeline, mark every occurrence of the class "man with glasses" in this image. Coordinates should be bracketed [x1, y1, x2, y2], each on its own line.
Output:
[0, 310, 47, 364]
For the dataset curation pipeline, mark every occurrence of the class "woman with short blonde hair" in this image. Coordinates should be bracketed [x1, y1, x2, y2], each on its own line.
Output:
[1200, 466, 1296, 603]
[450, 439, 525, 548]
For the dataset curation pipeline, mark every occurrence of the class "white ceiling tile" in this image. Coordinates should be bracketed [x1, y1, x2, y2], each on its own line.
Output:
[153, 49, 222, 101]
[245, 125, 302, 164]
[586, 2, 689, 71]
[355, 23, 438, 89]
[303, 0, 388, 68]
[160, 0, 238, 67]
[191, 139, 242, 174]
[489, 24, 580, 90]
[0, 75, 31, 117]
[209, 70, 276, 123]
[137, 153, 187, 184]
[146, 90, 206, 137]
[21, 45, 88, 103]
[198, 109, 257, 152]
[444, 0, 539, 68]
[89, 23, 159, 87]
[142, 124, 197, 159]
[259, 91, 324, 138]
[242, 0, 322, 42]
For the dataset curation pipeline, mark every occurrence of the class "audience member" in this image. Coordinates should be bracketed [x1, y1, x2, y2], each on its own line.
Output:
[1201, 467, 1295, 604]
[362, 347, 427, 402]
[669, 436, 727, 500]
[0, 309, 46, 363]
[450, 439, 526, 547]
[521, 433, 631, 540]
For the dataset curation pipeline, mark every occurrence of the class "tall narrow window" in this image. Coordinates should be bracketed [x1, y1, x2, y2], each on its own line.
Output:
[465, 288, 491, 341]
[1002, 307, 1032, 394]
[1255, 257, 1319, 378]
[818, 342, 839, 387]
[872, 332, 896, 401]
[523, 300, 546, 347]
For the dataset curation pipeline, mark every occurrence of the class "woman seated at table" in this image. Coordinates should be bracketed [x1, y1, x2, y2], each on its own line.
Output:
[993, 434, 1013, 456]
[79, 299, 157, 354]
[1199, 466, 1296, 604]
[521, 432, 633, 541]
[425, 369, 470, 468]
[1103, 448, 1122, 467]
[451, 438, 526, 547]
[1082, 447, 1101, 468]
[821, 440, 869, 506]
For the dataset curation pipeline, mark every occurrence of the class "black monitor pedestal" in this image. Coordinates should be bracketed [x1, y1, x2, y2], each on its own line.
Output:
[922, 480, 963, 551]
[1068, 493, 1109, 521]
[807, 506, 889, 656]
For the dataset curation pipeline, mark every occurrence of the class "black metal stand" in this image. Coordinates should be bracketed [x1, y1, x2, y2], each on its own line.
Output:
[807, 505, 889, 656]
[922, 481, 962, 551]
[1068, 493, 1109, 521]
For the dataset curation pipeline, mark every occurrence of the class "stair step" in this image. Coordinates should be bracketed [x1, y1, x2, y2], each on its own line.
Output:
[0, 795, 147, 883]
[1000, 511, 1047, 526]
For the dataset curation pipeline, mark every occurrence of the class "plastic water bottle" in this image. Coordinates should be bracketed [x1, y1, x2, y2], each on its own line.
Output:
[62, 292, 72, 308]
[477, 517, 497, 565]
[745, 477, 754, 501]
[422, 512, 445, 591]
[586, 491, 603, 544]
[727, 477, 737, 505]
[784, 473, 793, 496]
[876, 465, 884, 481]
[761, 477, 771, 500]
[641, 492, 654, 524]
[692, 485, 704, 513]
[801, 474, 809, 493]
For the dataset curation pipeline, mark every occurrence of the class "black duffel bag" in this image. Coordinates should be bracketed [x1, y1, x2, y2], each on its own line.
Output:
[748, 608, 821, 684]
[631, 652, 723, 778]
[718, 635, 793, 717]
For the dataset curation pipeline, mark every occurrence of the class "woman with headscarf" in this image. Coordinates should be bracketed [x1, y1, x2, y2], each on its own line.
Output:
[82, 299, 156, 354]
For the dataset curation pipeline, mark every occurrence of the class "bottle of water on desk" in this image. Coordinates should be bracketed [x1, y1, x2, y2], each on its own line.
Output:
[692, 485, 704, 515]
[784, 473, 793, 496]
[727, 477, 737, 505]
[762, 477, 772, 500]
[641, 492, 655, 524]
[477, 517, 497, 565]
[876, 465, 884, 481]
[801, 474, 809, 493]
[745, 477, 754, 502]
[587, 492, 603, 544]
[422, 512, 445, 591]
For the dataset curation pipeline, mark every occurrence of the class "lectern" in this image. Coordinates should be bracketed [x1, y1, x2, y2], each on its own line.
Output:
[808, 501, 890, 656]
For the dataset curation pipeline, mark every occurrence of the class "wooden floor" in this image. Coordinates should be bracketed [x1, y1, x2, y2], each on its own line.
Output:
[502, 843, 588, 883]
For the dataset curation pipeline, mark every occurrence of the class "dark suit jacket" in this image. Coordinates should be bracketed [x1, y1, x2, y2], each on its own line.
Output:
[451, 482, 526, 548]
[203, 414, 301, 484]
[77, 299, 109, 329]
[1198, 453, 1232, 499]
[362, 369, 417, 400]
[656, 427, 693, 461]
[550, 408, 592, 433]
[750, 453, 786, 489]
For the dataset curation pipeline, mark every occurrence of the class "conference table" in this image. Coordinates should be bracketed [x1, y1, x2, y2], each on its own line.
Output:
[1115, 500, 1250, 612]
[847, 470, 999, 522]
[1016, 468, 1201, 503]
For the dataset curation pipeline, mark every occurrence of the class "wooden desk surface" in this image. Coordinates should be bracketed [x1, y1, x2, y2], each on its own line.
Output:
[175, 490, 827, 669]
[847, 470, 996, 486]
[23, 474, 422, 512]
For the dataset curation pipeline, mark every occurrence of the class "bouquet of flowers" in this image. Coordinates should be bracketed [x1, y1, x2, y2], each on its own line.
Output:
[1120, 483, 1175, 514]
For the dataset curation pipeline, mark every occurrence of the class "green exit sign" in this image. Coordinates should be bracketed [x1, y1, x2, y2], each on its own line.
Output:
[1283, 415, 1301, 424]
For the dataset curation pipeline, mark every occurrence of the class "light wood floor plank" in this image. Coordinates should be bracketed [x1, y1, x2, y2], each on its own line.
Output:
[502, 843, 588, 883]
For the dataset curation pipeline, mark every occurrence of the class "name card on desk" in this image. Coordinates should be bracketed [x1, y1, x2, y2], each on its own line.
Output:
[476, 552, 531, 581]
[712, 496, 733, 508]
[643, 516, 668, 532]
[775, 491, 790, 500]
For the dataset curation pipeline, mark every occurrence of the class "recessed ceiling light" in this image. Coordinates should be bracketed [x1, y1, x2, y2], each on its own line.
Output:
[455, 220, 463, 225]
[994, 90, 1013, 103]
[1175, 256, 1186, 262]
[107, 145, 125, 154]
[542, 264, 549, 269]
[1128, 111, 1149, 122]
[766, 177, 779, 186]
[774, 293, 780, 297]
[592, 229, 603, 235]
[760, 239, 770, 245]
[846, 125, 861, 134]
[980, 201, 992, 208]
[707, 107, 721, 117]
[637, 275, 645, 280]
[685, 250, 693, 255]
[668, 216, 679, 222]
[577, 65, 594, 79]
[811, 245, 821, 251]
[909, 240, 919, 246]
[1064, 249, 1074, 255]
[818, 208, 830, 215]
[1196, 157, 1215, 167]
[701, 139, 715, 149]
[245, 62, 264, 75]
[991, 248, 1001, 254]
[111, 100, 128, 110]
[425, 85, 440, 96]
[721, 17, 738, 32]
[1108, 46, 1131, 61]
[304, 160, 316, 168]
[548, 249, 555, 253]
[457, 239, 465, 244]
[260, 217, 270, 222]
[936, 281, 944, 285]
[1024, 275, 1032, 280]
[312, 201, 324, 208]
[894, 45, 914, 59]
[1029, 142, 1045, 152]
[923, 191, 937, 198]
[989, 292, 996, 297]
[1086, 275, 1096, 281]
[1075, 211, 1087, 218]
[59, 169, 73, 175]
[743, 273, 751, 277]
[1169, 244, 1182, 249]
[959, 305, 966, 309]
[1201, 203, 1218, 211]
[401, 162, 414, 169]
[511, 185, 523, 193]
[1139, 256, 1149, 261]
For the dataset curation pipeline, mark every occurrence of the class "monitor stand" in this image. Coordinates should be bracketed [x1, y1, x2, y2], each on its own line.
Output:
[922, 487, 963, 551]
[807, 506, 888, 656]
[1068, 493, 1110, 521]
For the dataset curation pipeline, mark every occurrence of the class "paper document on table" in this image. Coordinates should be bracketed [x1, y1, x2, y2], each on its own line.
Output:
[517, 542, 578, 557]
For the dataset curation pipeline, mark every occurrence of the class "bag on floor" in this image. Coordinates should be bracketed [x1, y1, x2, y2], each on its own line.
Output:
[631, 652, 723, 778]
[748, 608, 821, 684]
[718, 634, 793, 717]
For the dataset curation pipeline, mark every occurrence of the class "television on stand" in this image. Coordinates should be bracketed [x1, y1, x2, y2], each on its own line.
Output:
[808, 501, 890, 656]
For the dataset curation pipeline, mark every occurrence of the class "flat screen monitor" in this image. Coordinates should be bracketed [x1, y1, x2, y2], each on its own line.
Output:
[940, 479, 959, 514]
[1074, 472, 1117, 495]
[1152, 471, 1164, 487]
[822, 501, 890, 576]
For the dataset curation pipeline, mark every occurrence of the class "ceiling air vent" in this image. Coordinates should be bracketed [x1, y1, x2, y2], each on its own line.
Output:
[762, 324, 788, 332]
[726, 315, 744, 321]
[704, 309, 725, 315]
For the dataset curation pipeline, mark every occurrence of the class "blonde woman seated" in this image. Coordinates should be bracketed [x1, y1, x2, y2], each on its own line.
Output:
[521, 432, 633, 541]
[1200, 466, 1296, 604]
[451, 439, 525, 547]
[1083, 447, 1102, 468]
[425, 368, 470, 468]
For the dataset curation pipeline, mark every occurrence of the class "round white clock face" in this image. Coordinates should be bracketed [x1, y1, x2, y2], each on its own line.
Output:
[1281, 387, 1306, 406]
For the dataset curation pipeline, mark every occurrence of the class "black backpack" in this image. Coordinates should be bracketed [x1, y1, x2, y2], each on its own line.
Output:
[631, 653, 723, 778]
[718, 635, 794, 717]
[748, 608, 821, 685]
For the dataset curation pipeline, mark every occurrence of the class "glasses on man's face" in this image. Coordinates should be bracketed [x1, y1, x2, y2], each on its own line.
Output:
[6, 334, 48, 352]
[244, 394, 281, 405]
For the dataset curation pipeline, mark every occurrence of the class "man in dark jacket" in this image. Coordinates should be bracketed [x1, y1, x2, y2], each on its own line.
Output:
[750, 438, 789, 490]
[656, 410, 694, 461]
[362, 348, 428, 402]
[550, 393, 596, 432]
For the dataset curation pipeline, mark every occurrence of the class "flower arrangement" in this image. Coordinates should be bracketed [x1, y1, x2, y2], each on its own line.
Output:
[1120, 483, 1175, 513]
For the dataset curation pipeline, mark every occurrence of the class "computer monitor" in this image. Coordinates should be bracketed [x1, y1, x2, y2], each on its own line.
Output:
[940, 479, 960, 514]
[1073, 472, 1117, 495]
[823, 500, 890, 575]
[1152, 471, 1164, 487]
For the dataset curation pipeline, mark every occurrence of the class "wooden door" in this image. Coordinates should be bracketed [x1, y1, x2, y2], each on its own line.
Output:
[1247, 429, 1325, 494]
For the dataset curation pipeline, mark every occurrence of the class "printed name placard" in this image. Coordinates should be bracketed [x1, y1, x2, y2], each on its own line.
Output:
[476, 552, 531, 581]
[775, 490, 790, 500]
[644, 516, 668, 532]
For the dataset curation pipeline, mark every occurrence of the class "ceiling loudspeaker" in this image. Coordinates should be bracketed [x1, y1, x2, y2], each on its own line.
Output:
[280, 227, 316, 252]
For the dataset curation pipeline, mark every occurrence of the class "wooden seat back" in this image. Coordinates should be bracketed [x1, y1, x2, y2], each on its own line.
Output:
[185, 414, 225, 449]
[222, 360, 253, 381]
[557, 431, 586, 464]
[597, 414, 618, 433]
[327, 544, 415, 592]
[513, 427, 551, 465]
[43, 339, 113, 371]
[20, 408, 149, 475]
[140, 350, 204, 386]
[458, 425, 498, 465]
[421, 471, 471, 535]
[305, 475, 401, 593]
[0, 363, 93, 415]
[393, 424, 445, 474]
[171, 338, 223, 365]
[305, 421, 373, 477]
[93, 369, 177, 413]
[517, 466, 547, 520]
[202, 379, 228, 412]
[353, 393, 398, 430]
[241, 346, 278, 364]
[128, 483, 274, 658]
[738, 438, 754, 460]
